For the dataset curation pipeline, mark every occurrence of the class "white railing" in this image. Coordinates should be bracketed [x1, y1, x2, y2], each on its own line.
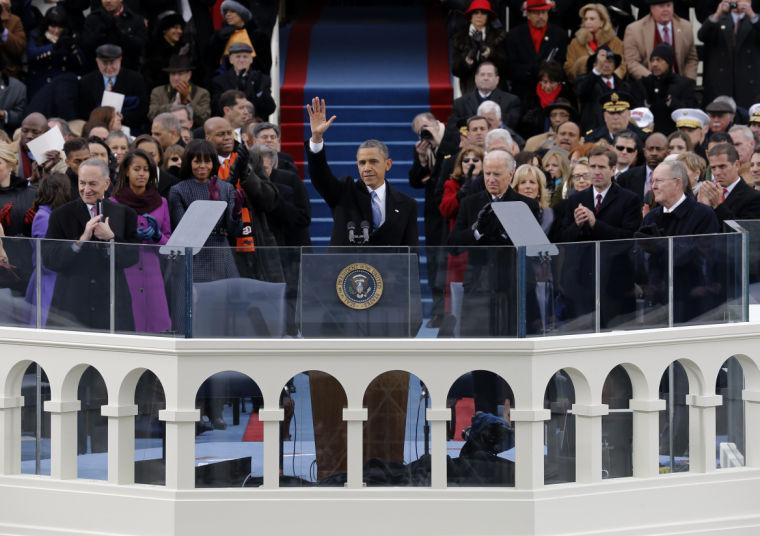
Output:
[0, 323, 760, 535]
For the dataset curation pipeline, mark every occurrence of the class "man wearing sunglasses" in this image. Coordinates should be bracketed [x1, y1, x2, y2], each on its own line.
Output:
[612, 131, 639, 179]
[618, 131, 668, 201]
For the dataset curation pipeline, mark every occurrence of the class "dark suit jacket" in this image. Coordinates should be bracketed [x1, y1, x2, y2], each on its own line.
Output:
[78, 68, 149, 134]
[617, 165, 650, 201]
[448, 188, 540, 336]
[268, 168, 312, 247]
[277, 151, 299, 176]
[505, 23, 568, 100]
[211, 69, 276, 121]
[558, 183, 642, 327]
[448, 88, 521, 130]
[43, 198, 139, 331]
[306, 144, 418, 247]
[640, 195, 720, 323]
[156, 168, 180, 199]
[714, 178, 760, 224]
[559, 183, 642, 242]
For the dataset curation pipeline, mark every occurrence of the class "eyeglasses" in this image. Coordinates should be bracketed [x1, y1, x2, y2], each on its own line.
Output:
[462, 158, 481, 163]
[572, 173, 589, 180]
[615, 145, 636, 153]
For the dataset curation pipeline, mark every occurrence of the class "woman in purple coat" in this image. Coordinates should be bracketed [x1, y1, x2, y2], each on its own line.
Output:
[112, 149, 172, 333]
[24, 173, 71, 326]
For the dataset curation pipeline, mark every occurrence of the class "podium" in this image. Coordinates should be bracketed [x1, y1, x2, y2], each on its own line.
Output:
[299, 251, 423, 337]
[298, 250, 423, 481]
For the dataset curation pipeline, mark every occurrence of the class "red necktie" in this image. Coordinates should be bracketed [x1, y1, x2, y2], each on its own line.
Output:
[595, 193, 602, 214]
[605, 79, 613, 89]
[662, 25, 671, 45]
[723, 187, 729, 201]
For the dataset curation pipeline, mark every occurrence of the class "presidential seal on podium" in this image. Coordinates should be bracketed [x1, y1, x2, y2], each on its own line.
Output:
[336, 263, 384, 310]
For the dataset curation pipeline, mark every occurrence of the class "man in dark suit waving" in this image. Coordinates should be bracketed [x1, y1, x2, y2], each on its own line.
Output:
[558, 145, 642, 328]
[305, 96, 418, 481]
[44, 158, 138, 331]
[306, 96, 418, 247]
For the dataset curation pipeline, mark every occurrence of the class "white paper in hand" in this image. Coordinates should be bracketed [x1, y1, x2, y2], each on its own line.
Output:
[101, 91, 125, 113]
[26, 126, 65, 164]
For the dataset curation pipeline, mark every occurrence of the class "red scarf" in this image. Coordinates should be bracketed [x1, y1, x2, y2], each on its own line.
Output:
[588, 38, 598, 53]
[536, 82, 562, 108]
[528, 22, 548, 53]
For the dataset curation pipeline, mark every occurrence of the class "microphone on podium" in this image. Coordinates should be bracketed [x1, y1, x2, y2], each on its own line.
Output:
[360, 220, 370, 243]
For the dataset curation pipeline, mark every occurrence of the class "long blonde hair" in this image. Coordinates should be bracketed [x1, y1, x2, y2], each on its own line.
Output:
[575, 4, 615, 46]
[511, 164, 550, 209]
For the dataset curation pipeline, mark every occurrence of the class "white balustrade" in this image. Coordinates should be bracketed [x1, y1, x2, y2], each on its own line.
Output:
[0, 323, 759, 535]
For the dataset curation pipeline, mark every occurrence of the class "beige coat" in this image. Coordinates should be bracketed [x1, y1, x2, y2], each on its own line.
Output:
[564, 28, 626, 81]
[623, 14, 698, 80]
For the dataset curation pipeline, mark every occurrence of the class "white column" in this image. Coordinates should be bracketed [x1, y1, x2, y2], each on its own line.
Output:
[258, 408, 284, 489]
[572, 404, 609, 484]
[426, 408, 451, 489]
[159, 409, 199, 490]
[101, 404, 138, 485]
[0, 396, 24, 475]
[342, 408, 368, 489]
[511, 408, 550, 490]
[685, 394, 722, 473]
[742, 390, 760, 467]
[45, 400, 81, 480]
[630, 399, 666, 478]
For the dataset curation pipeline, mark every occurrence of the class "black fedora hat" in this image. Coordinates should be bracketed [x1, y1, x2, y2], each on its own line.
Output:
[163, 54, 194, 73]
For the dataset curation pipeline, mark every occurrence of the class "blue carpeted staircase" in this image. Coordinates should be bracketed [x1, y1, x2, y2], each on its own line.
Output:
[280, 3, 451, 316]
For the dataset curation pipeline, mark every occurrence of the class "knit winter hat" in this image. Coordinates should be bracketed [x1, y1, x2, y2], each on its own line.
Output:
[650, 43, 675, 67]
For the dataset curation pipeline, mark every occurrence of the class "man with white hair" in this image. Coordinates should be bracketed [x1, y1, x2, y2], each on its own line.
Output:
[728, 125, 756, 177]
[44, 157, 139, 331]
[485, 128, 517, 154]
[477, 100, 525, 148]
[638, 159, 719, 324]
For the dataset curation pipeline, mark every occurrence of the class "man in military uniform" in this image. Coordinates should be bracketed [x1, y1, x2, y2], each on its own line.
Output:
[585, 91, 647, 144]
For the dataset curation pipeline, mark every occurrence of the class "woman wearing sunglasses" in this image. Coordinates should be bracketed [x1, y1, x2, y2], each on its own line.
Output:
[439, 146, 484, 313]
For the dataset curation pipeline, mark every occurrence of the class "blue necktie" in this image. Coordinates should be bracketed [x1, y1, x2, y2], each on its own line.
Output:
[371, 190, 382, 230]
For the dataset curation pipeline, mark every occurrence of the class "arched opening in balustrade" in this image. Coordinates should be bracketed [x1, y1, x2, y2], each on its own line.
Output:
[194, 370, 263, 488]
[659, 361, 691, 473]
[544, 370, 576, 484]
[602, 365, 633, 479]
[133, 370, 166, 485]
[446, 370, 514, 487]
[716, 356, 745, 469]
[20, 362, 51, 475]
[77, 366, 108, 480]
[279, 371, 347, 487]
[362, 370, 430, 487]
